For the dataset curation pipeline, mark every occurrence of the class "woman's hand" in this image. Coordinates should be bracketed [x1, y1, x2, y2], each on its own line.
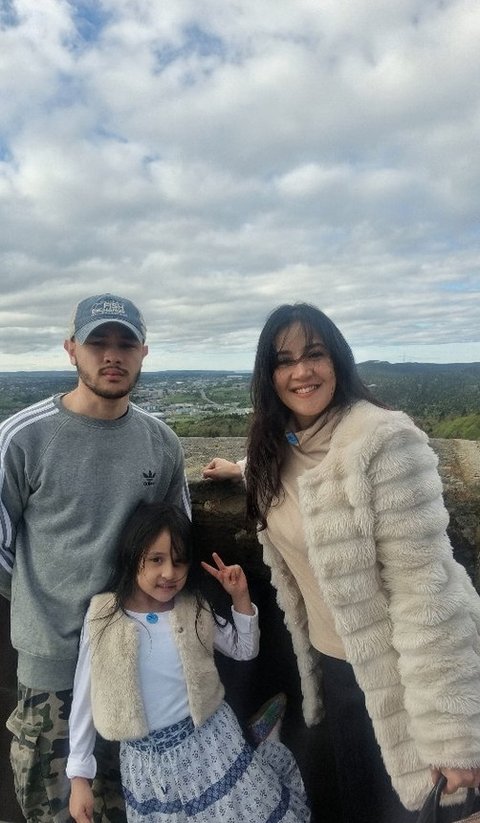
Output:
[202, 458, 243, 482]
[431, 766, 480, 794]
[69, 777, 94, 823]
[201, 552, 254, 615]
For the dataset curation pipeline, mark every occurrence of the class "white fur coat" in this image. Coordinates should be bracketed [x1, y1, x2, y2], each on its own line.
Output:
[258, 401, 480, 810]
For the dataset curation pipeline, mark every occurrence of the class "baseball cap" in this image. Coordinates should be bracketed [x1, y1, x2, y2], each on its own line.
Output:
[70, 293, 147, 344]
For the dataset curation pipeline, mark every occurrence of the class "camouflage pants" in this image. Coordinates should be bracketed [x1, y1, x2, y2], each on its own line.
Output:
[7, 683, 126, 823]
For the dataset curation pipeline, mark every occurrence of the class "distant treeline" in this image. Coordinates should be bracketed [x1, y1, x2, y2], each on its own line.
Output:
[356, 361, 480, 441]
[167, 361, 480, 440]
[357, 361, 480, 419]
[1, 363, 479, 440]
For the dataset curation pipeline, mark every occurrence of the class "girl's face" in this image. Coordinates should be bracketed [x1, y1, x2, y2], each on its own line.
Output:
[273, 322, 336, 430]
[132, 528, 189, 612]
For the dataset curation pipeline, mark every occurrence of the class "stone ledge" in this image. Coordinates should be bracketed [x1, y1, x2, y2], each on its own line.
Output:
[183, 436, 480, 583]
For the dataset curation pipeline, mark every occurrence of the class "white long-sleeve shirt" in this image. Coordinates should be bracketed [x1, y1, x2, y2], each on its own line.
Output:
[67, 604, 259, 780]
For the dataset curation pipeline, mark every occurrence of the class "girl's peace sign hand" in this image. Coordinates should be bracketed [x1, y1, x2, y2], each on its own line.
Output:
[201, 552, 248, 595]
[201, 552, 255, 615]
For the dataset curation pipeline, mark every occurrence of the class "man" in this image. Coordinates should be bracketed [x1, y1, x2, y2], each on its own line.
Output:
[0, 293, 190, 823]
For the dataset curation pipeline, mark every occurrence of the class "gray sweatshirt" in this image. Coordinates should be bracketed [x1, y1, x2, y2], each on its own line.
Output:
[0, 395, 190, 691]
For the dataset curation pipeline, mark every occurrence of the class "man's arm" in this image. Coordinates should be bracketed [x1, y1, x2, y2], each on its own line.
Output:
[0, 437, 28, 600]
[164, 441, 191, 518]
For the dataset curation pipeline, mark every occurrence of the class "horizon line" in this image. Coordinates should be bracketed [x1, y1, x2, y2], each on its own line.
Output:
[1, 359, 480, 375]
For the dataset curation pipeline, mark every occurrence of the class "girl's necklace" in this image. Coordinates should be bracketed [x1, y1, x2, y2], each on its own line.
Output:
[124, 600, 174, 619]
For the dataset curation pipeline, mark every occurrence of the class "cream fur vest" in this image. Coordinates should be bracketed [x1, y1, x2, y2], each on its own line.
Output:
[258, 401, 480, 811]
[87, 592, 225, 740]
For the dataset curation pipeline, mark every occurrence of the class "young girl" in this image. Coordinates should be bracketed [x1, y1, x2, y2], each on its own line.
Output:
[67, 501, 310, 823]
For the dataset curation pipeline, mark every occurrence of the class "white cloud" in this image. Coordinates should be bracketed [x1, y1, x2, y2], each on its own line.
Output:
[0, 0, 479, 371]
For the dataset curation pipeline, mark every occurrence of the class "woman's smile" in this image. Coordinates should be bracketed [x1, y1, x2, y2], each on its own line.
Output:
[273, 323, 336, 430]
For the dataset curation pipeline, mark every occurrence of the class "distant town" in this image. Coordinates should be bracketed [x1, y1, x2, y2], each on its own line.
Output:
[0, 370, 252, 437]
[137, 371, 252, 425]
[0, 362, 479, 439]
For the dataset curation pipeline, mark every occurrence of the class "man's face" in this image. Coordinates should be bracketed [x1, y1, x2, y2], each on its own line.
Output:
[64, 323, 148, 401]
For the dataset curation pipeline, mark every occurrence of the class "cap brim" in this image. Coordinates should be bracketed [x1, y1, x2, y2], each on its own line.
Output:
[74, 319, 145, 344]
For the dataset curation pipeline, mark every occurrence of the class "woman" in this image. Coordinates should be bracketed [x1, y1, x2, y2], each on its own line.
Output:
[203, 302, 480, 823]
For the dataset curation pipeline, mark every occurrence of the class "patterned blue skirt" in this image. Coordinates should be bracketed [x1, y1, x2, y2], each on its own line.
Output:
[119, 701, 310, 822]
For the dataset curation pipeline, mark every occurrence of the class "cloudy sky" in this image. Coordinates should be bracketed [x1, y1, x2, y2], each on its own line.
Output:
[0, 0, 479, 372]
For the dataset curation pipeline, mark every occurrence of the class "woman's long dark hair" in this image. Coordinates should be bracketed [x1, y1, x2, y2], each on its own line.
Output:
[245, 302, 385, 529]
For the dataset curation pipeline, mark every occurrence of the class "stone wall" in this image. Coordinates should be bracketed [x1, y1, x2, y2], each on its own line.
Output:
[183, 435, 480, 583]
[1, 437, 479, 822]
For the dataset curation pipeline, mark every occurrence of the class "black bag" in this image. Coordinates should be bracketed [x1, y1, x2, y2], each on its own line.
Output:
[416, 775, 479, 823]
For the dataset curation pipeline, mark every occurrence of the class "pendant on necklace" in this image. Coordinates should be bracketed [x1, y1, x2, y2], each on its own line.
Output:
[146, 613, 159, 624]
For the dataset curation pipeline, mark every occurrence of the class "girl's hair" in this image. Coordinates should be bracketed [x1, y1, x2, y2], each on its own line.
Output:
[101, 501, 230, 639]
[107, 501, 199, 611]
[245, 302, 385, 528]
